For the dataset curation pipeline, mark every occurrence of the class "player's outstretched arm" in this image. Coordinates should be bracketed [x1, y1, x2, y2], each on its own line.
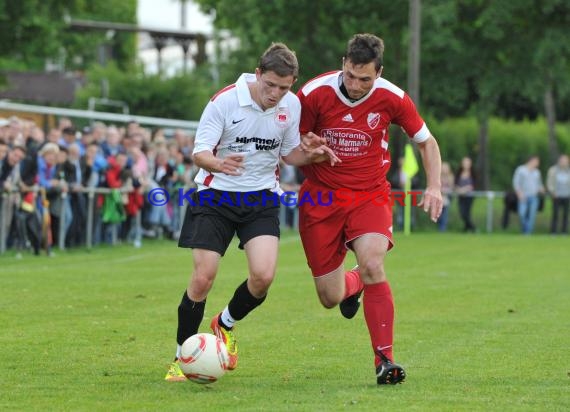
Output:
[417, 136, 443, 222]
[300, 132, 327, 151]
[282, 144, 341, 167]
[287, 131, 340, 166]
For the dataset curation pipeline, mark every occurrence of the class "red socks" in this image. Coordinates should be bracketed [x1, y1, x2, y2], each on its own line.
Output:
[363, 281, 394, 365]
[343, 268, 364, 299]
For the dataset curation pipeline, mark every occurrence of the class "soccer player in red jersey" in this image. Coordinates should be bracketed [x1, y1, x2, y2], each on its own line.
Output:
[297, 33, 443, 384]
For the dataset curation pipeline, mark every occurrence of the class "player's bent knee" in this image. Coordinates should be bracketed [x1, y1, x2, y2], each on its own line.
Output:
[189, 273, 215, 297]
[248, 273, 275, 293]
[359, 259, 383, 274]
[359, 260, 386, 283]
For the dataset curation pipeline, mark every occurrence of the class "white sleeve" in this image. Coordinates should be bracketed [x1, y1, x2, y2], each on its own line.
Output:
[411, 123, 431, 144]
[193, 101, 225, 154]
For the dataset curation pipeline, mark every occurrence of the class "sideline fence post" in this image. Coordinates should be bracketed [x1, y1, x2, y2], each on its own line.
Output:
[134, 209, 142, 248]
[58, 192, 66, 250]
[0, 192, 7, 254]
[86, 189, 94, 250]
[486, 191, 495, 233]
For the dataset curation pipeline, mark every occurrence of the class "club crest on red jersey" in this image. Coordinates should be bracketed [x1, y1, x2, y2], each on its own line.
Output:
[274, 108, 290, 129]
[367, 112, 381, 129]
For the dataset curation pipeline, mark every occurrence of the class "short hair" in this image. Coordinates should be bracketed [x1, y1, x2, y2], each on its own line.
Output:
[12, 145, 27, 155]
[345, 33, 384, 71]
[62, 127, 76, 136]
[39, 142, 60, 156]
[258, 43, 299, 79]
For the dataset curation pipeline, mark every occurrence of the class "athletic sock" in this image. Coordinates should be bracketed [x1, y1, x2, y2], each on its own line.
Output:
[226, 279, 267, 322]
[363, 281, 395, 365]
[176, 291, 205, 347]
[343, 268, 364, 299]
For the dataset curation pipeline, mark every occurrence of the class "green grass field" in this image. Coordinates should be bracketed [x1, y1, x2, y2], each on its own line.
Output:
[1, 232, 569, 411]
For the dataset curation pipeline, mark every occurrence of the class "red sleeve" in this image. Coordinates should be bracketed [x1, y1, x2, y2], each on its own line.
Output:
[393, 93, 425, 139]
[297, 87, 318, 135]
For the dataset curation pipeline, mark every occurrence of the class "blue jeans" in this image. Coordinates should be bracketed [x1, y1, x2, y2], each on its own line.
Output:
[518, 195, 539, 234]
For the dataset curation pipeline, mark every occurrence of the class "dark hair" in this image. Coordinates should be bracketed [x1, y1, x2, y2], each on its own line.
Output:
[62, 127, 76, 136]
[12, 145, 27, 155]
[454, 162, 477, 188]
[258, 43, 299, 79]
[345, 33, 384, 71]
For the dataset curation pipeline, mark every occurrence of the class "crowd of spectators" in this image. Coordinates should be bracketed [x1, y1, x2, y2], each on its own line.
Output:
[2, 114, 569, 257]
[0, 115, 198, 256]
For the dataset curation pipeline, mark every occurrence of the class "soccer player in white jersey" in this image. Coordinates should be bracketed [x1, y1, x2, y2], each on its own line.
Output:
[297, 34, 443, 384]
[165, 43, 339, 381]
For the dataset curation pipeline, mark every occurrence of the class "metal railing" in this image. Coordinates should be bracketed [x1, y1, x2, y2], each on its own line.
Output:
[0, 186, 141, 255]
[0, 100, 200, 130]
[473, 190, 505, 233]
[1, 188, 523, 255]
[277, 190, 507, 233]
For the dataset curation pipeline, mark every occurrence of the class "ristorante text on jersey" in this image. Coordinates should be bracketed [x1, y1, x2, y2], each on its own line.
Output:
[321, 128, 375, 157]
[147, 188, 423, 208]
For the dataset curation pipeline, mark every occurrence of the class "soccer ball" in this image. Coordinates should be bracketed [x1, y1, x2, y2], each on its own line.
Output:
[179, 333, 229, 384]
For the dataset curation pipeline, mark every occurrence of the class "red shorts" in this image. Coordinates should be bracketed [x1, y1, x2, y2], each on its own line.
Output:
[298, 181, 394, 277]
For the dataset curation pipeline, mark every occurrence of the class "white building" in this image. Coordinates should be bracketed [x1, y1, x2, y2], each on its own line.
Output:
[137, 0, 216, 76]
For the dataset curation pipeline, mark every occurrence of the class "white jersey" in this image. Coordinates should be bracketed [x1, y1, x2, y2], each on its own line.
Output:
[193, 73, 301, 192]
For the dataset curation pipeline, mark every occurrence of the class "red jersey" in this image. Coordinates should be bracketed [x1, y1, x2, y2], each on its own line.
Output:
[298, 71, 430, 191]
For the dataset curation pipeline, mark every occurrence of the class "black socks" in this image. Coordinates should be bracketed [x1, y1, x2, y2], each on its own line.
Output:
[176, 292, 205, 345]
[227, 280, 267, 321]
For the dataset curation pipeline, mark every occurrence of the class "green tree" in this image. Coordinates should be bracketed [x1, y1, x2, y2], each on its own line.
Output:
[0, 0, 77, 70]
[422, 1, 530, 188]
[195, 0, 408, 87]
[422, 0, 570, 186]
[0, 0, 136, 72]
[63, 1, 138, 71]
[507, 0, 570, 162]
